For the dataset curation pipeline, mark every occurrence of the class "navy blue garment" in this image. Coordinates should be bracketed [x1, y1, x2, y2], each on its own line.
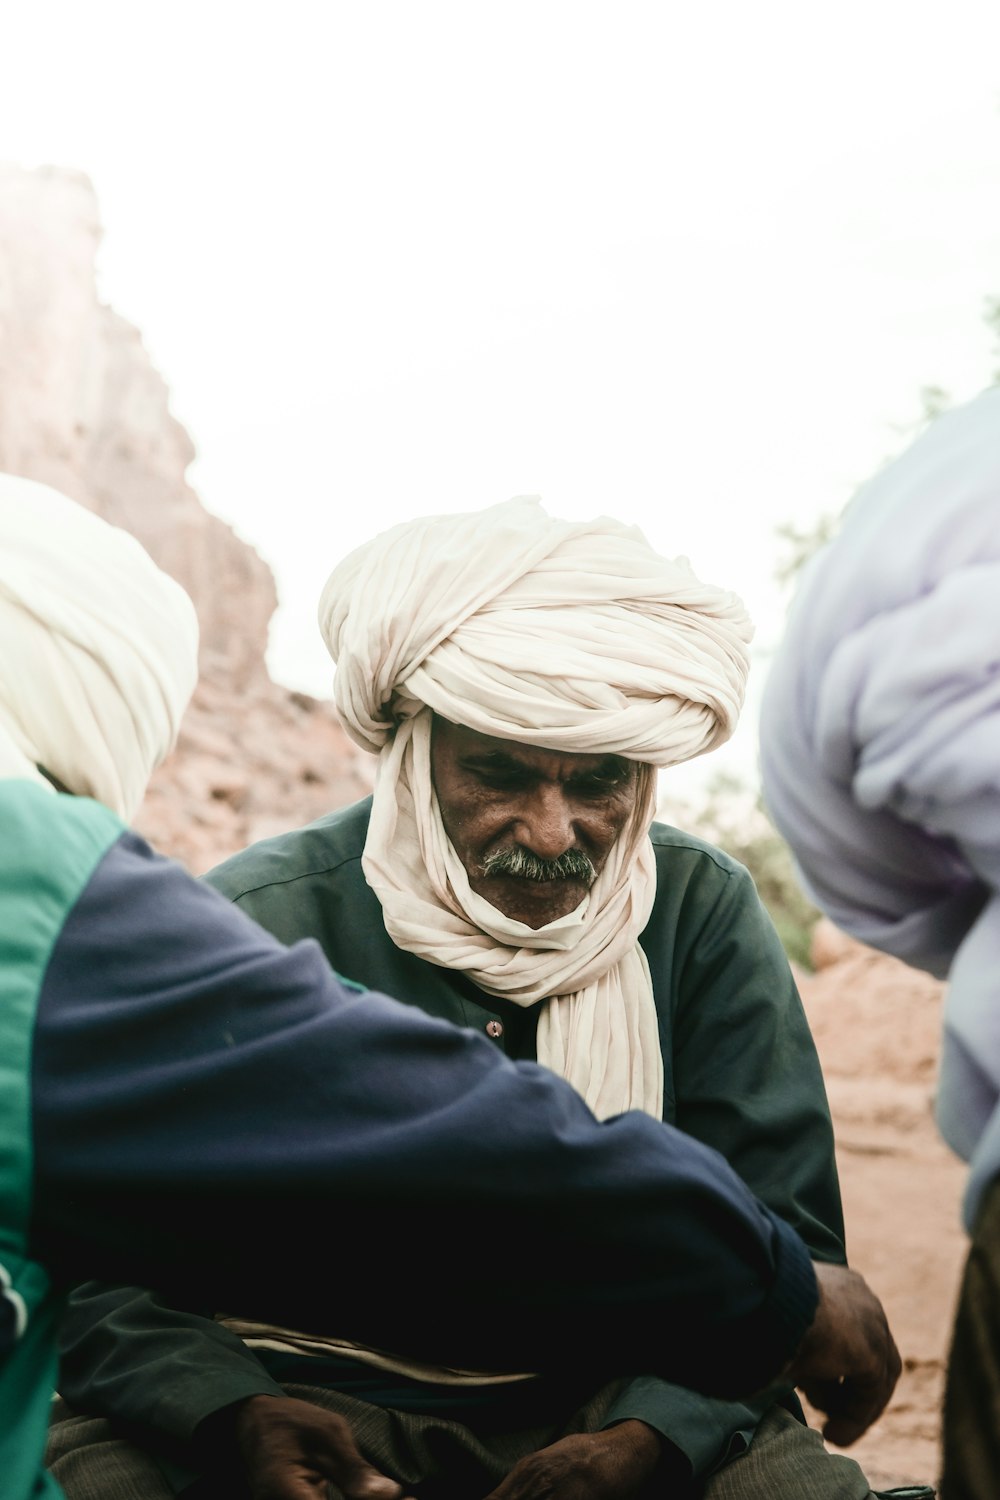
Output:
[32, 818, 815, 1389]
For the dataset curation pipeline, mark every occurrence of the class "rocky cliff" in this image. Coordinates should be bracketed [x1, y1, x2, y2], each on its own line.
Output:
[0, 163, 371, 871]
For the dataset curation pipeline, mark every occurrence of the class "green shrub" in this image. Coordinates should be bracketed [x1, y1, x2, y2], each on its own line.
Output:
[664, 773, 820, 969]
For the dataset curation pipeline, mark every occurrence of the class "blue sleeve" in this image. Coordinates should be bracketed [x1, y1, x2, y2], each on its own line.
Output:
[31, 830, 817, 1396]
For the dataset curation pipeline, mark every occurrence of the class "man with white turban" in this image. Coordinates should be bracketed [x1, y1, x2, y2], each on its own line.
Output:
[0, 472, 900, 1500]
[52, 499, 900, 1500]
[758, 387, 1000, 1498]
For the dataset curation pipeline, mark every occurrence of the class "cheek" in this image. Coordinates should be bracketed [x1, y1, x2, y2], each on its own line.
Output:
[438, 793, 506, 855]
[460, 808, 510, 852]
[583, 802, 635, 858]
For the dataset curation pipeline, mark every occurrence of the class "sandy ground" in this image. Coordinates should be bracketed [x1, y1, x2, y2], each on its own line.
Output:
[795, 926, 968, 1493]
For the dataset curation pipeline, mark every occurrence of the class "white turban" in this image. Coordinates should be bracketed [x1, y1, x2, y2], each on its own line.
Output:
[759, 388, 1000, 1227]
[319, 497, 752, 1121]
[0, 474, 199, 822]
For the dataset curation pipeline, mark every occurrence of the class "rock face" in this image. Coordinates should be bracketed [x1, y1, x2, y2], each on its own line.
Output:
[0, 163, 372, 872]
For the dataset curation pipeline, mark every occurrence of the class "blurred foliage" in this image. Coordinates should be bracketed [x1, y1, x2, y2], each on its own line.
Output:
[776, 296, 999, 589]
[915, 382, 952, 420]
[775, 385, 960, 586]
[746, 294, 1000, 971]
[773, 512, 840, 588]
[667, 773, 821, 970]
[987, 294, 1000, 385]
[745, 293, 1000, 962]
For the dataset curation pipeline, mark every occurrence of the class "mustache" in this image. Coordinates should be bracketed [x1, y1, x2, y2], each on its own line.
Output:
[480, 846, 597, 885]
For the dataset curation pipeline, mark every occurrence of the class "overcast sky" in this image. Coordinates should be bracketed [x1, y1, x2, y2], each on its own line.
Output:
[4, 1, 999, 798]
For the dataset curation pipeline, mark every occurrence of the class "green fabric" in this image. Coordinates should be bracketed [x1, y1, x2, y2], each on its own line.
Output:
[202, 796, 846, 1480]
[941, 1172, 1000, 1496]
[0, 782, 123, 1500]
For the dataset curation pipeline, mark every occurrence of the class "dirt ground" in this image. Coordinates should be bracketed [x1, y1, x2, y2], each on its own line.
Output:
[794, 924, 968, 1493]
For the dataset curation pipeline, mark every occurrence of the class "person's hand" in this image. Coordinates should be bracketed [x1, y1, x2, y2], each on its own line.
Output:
[786, 1262, 902, 1447]
[231, 1395, 413, 1500]
[481, 1419, 668, 1499]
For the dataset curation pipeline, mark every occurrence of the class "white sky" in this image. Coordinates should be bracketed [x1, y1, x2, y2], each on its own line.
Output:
[3, 1, 999, 799]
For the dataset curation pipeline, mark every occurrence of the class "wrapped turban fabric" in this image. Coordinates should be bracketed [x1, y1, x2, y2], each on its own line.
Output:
[0, 475, 199, 821]
[759, 388, 1000, 1227]
[319, 496, 752, 1123]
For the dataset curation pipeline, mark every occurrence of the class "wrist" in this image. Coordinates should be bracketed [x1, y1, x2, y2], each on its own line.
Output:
[195, 1393, 275, 1462]
[607, 1420, 689, 1485]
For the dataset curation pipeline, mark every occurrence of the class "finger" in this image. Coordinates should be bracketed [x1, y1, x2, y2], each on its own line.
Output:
[822, 1400, 883, 1450]
[246, 1414, 404, 1500]
[799, 1377, 844, 1415]
[249, 1467, 343, 1500]
[801, 1372, 891, 1448]
[479, 1462, 536, 1500]
[258, 1463, 408, 1500]
[305, 1425, 407, 1500]
[339, 1475, 408, 1500]
[480, 1478, 518, 1500]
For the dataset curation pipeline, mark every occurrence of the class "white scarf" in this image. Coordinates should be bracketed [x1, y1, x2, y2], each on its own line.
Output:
[365, 710, 662, 1118]
[321, 497, 753, 1123]
[0, 474, 198, 820]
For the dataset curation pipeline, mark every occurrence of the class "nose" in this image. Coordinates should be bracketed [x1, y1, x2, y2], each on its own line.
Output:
[514, 786, 576, 859]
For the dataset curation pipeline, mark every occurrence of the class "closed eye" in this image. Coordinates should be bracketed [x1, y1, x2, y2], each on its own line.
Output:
[565, 762, 634, 797]
[458, 754, 538, 792]
[459, 755, 633, 798]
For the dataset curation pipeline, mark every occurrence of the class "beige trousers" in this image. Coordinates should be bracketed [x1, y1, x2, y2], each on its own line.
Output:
[47, 1385, 882, 1500]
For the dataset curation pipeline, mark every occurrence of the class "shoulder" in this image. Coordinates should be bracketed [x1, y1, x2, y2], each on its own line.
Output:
[0, 782, 134, 1015]
[0, 777, 123, 852]
[0, 779, 126, 901]
[649, 818, 750, 886]
[644, 820, 763, 951]
[205, 797, 373, 900]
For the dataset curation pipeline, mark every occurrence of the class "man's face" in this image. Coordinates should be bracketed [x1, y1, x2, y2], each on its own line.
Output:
[430, 718, 640, 928]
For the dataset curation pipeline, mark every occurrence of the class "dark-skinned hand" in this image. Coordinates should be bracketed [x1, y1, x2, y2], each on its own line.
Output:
[229, 1394, 413, 1500]
[480, 1419, 666, 1500]
[787, 1262, 902, 1447]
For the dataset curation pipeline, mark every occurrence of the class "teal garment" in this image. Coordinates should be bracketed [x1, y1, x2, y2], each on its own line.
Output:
[0, 785, 123, 1500]
[59, 796, 844, 1483]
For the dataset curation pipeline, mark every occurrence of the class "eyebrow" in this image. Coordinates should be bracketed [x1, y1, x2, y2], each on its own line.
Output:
[461, 751, 631, 781]
[567, 759, 632, 783]
[461, 751, 530, 772]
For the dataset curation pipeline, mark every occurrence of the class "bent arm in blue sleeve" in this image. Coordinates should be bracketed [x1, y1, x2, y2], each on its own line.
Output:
[33, 823, 817, 1395]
